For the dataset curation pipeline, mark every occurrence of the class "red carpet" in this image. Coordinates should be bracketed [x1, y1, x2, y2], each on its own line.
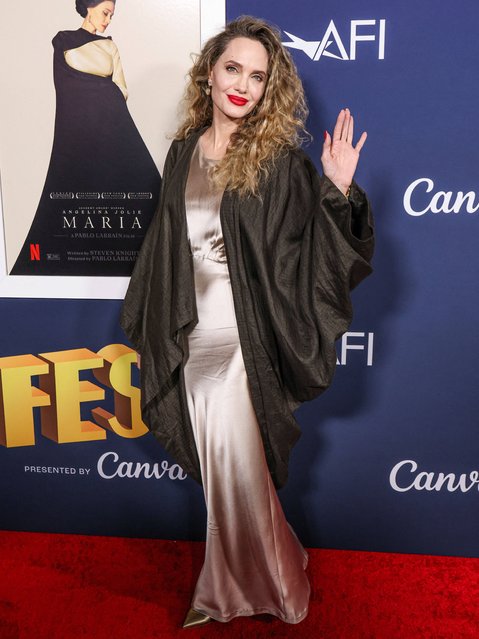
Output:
[0, 530, 478, 638]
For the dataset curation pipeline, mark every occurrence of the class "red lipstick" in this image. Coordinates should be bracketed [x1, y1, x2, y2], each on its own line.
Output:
[227, 95, 248, 106]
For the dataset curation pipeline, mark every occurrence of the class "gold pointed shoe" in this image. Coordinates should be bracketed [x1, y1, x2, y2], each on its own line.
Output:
[182, 608, 213, 629]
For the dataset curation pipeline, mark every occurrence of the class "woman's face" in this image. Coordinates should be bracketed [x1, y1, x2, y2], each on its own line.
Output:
[208, 37, 269, 124]
[87, 1, 115, 33]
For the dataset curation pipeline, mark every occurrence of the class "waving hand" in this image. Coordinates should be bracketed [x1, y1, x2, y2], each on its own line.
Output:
[321, 108, 367, 196]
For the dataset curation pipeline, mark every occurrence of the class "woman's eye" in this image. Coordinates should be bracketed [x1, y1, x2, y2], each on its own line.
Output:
[226, 66, 238, 73]
[252, 74, 264, 82]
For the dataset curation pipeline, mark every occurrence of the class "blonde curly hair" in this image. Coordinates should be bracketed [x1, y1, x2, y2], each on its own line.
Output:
[176, 16, 309, 197]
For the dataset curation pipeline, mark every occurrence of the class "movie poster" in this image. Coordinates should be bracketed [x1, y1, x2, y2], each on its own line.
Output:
[0, 0, 224, 296]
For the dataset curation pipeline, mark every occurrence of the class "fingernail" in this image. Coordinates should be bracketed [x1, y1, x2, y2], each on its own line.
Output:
[324, 130, 328, 140]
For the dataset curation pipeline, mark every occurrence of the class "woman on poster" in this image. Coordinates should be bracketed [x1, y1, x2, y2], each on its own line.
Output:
[12, 0, 160, 276]
[121, 16, 374, 627]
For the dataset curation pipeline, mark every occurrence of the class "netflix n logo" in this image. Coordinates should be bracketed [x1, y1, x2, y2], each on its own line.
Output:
[30, 244, 40, 261]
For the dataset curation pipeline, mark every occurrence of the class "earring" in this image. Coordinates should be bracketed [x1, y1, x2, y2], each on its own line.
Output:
[205, 79, 212, 96]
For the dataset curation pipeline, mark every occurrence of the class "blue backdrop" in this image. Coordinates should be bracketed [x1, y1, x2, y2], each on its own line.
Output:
[1, 0, 479, 558]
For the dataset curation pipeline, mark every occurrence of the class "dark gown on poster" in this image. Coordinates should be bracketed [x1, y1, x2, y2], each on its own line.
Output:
[11, 28, 161, 276]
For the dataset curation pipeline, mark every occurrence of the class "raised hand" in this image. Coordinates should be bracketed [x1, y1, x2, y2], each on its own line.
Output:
[321, 108, 367, 196]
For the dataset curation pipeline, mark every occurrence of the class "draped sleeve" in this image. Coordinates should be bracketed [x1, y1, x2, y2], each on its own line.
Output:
[120, 135, 203, 481]
[245, 148, 374, 404]
[120, 139, 180, 354]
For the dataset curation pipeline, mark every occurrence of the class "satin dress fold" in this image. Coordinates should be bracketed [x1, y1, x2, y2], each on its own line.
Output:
[183, 141, 310, 624]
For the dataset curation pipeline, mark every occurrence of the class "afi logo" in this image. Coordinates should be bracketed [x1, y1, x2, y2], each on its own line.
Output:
[30, 244, 40, 261]
[283, 19, 386, 61]
[336, 332, 374, 366]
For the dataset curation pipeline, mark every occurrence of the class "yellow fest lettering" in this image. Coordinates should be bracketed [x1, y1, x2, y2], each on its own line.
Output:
[0, 344, 143, 448]
[0, 355, 51, 447]
[91, 344, 148, 439]
[38, 348, 106, 443]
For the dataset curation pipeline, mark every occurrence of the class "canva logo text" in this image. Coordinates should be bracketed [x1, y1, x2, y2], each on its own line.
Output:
[390, 459, 479, 493]
[97, 451, 187, 480]
[404, 178, 479, 216]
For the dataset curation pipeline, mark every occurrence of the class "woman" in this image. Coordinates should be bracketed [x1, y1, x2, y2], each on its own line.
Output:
[121, 16, 374, 627]
[11, 0, 160, 276]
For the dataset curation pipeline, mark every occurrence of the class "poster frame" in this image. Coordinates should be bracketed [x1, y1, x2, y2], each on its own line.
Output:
[0, 0, 225, 300]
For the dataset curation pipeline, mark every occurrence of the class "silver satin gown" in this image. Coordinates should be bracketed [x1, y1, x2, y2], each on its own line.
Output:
[183, 141, 310, 624]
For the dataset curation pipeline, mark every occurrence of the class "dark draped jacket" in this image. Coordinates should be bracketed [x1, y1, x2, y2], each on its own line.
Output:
[120, 129, 374, 489]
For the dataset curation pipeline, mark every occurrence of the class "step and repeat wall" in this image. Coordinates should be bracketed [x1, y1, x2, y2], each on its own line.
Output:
[1, 0, 478, 557]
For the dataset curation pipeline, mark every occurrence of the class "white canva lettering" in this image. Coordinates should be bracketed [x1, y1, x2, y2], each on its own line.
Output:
[404, 178, 479, 216]
[433, 473, 459, 491]
[97, 451, 119, 479]
[455, 472, 479, 492]
[389, 459, 418, 492]
[134, 461, 168, 479]
[117, 461, 133, 478]
[169, 464, 187, 480]
[431, 472, 479, 492]
[429, 191, 456, 213]
[390, 460, 479, 493]
[96, 451, 187, 481]
[454, 192, 479, 214]
[415, 471, 435, 490]
[403, 178, 434, 216]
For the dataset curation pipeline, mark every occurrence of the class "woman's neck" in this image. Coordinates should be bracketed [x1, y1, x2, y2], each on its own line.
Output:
[200, 113, 238, 161]
[81, 19, 96, 34]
